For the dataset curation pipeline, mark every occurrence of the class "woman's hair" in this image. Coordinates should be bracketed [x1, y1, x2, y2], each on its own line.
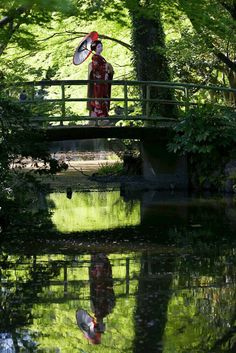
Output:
[91, 40, 102, 52]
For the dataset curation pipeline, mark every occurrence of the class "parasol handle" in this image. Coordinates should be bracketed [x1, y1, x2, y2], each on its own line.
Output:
[78, 47, 92, 54]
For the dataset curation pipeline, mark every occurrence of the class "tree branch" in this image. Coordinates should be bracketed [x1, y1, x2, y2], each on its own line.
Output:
[200, 32, 236, 72]
[215, 51, 236, 71]
[0, 6, 28, 28]
[219, 0, 236, 20]
[0, 21, 21, 56]
[186, 13, 236, 73]
[39, 31, 132, 50]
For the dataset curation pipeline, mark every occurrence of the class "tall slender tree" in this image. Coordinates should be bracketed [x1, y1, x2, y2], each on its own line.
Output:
[127, 0, 177, 118]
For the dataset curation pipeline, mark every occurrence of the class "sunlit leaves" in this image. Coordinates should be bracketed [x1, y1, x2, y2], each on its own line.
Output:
[0, 0, 75, 57]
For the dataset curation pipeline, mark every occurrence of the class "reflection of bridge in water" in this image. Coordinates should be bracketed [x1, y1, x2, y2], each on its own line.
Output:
[3, 248, 234, 303]
[1, 245, 236, 353]
[1, 254, 177, 302]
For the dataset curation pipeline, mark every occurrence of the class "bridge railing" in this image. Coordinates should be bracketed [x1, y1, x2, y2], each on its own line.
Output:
[0, 255, 142, 300]
[2, 80, 236, 126]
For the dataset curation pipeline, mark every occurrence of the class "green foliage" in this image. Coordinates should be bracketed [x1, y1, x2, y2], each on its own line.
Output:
[168, 105, 236, 188]
[174, 0, 236, 85]
[178, 0, 236, 51]
[166, 28, 221, 85]
[0, 0, 74, 52]
[1, 0, 236, 90]
[169, 105, 236, 154]
[0, 98, 67, 172]
[160, 0, 236, 88]
[0, 96, 68, 233]
[96, 161, 124, 176]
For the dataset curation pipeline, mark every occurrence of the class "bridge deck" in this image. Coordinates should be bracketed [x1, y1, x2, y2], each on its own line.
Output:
[43, 125, 172, 140]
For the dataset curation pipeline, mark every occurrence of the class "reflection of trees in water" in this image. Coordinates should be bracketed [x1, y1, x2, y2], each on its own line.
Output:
[133, 253, 176, 353]
[210, 310, 236, 353]
[0, 254, 61, 352]
[132, 245, 236, 353]
[1, 232, 236, 352]
[0, 253, 134, 352]
[48, 191, 140, 233]
[3, 190, 236, 353]
[170, 247, 236, 353]
[141, 195, 236, 241]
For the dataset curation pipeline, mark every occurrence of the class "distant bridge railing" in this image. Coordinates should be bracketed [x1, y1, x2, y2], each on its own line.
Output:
[2, 80, 236, 126]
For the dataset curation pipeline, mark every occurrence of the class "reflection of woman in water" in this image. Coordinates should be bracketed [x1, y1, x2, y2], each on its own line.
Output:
[76, 253, 115, 345]
[90, 253, 115, 325]
[87, 40, 114, 118]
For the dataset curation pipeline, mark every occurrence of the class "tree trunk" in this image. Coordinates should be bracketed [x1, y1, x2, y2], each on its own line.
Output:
[130, 2, 177, 118]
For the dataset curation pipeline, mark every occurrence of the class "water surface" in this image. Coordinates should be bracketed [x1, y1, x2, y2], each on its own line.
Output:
[1, 191, 236, 353]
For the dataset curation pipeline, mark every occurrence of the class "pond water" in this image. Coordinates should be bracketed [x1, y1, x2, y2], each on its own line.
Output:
[1, 191, 236, 353]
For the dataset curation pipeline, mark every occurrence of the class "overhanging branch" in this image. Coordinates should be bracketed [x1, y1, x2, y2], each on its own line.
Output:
[0, 6, 28, 28]
[186, 14, 236, 73]
[219, 0, 236, 20]
[39, 31, 132, 50]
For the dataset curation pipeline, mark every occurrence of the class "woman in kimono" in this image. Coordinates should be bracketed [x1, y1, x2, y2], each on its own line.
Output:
[87, 40, 114, 118]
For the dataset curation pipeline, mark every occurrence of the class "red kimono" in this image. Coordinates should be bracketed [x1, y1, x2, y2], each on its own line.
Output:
[87, 54, 113, 117]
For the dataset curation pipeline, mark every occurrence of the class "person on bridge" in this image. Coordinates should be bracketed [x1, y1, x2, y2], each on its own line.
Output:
[19, 90, 27, 102]
[87, 40, 114, 119]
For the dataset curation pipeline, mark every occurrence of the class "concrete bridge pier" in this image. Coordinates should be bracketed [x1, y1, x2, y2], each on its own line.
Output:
[141, 138, 188, 190]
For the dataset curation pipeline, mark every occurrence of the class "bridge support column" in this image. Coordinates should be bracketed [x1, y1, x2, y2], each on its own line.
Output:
[141, 138, 188, 190]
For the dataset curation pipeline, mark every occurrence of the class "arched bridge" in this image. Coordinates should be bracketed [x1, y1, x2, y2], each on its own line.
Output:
[3, 79, 236, 188]
[4, 79, 236, 141]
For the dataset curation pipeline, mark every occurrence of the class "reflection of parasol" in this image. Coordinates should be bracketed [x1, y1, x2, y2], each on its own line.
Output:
[73, 31, 98, 65]
[76, 309, 101, 344]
